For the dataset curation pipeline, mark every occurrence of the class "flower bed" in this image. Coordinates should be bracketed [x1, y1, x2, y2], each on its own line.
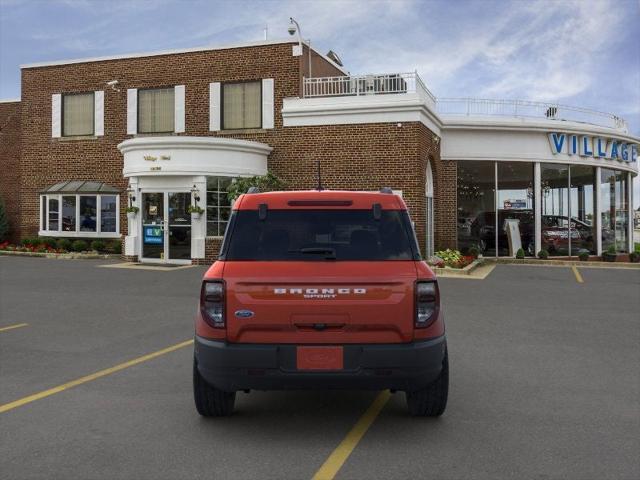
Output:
[428, 249, 476, 269]
[0, 237, 121, 256]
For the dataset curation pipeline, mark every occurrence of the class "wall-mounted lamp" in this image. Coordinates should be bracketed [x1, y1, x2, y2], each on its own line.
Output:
[191, 185, 201, 204]
[126, 187, 136, 206]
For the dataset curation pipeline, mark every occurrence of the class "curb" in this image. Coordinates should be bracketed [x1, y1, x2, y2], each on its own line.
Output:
[432, 259, 484, 276]
[490, 258, 640, 269]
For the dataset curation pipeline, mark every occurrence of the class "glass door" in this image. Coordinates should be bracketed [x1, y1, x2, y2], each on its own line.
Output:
[167, 192, 191, 261]
[141, 192, 165, 260]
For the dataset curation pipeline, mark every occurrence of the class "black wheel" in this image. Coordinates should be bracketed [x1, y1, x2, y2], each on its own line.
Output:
[193, 358, 236, 417]
[405, 349, 449, 417]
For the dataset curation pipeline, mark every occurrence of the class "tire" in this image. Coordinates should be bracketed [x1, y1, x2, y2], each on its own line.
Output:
[193, 358, 236, 417]
[405, 349, 449, 417]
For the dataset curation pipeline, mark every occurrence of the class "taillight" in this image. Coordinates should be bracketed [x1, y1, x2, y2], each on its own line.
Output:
[415, 281, 439, 328]
[201, 280, 225, 328]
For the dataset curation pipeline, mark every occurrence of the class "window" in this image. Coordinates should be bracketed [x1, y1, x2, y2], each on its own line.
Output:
[457, 161, 496, 256]
[138, 88, 175, 133]
[222, 81, 261, 129]
[101, 195, 117, 233]
[224, 210, 419, 261]
[62, 196, 76, 232]
[601, 169, 629, 253]
[63, 92, 94, 136]
[39, 193, 119, 237]
[206, 177, 233, 236]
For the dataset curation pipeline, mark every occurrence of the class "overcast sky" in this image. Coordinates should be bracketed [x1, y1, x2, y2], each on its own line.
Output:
[1, 0, 639, 204]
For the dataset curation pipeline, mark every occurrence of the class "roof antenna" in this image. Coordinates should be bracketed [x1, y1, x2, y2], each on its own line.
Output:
[316, 159, 324, 191]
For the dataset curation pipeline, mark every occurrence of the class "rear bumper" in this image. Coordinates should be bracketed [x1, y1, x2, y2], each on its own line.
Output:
[194, 335, 447, 392]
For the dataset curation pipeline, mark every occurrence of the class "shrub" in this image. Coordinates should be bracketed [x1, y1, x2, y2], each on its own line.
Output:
[107, 240, 122, 254]
[537, 249, 549, 260]
[227, 172, 286, 202]
[515, 248, 525, 259]
[0, 197, 8, 242]
[468, 246, 480, 259]
[57, 238, 72, 251]
[71, 240, 88, 252]
[90, 240, 106, 252]
[21, 237, 37, 247]
[38, 237, 57, 249]
[630, 252, 640, 263]
[578, 251, 589, 261]
[606, 244, 617, 255]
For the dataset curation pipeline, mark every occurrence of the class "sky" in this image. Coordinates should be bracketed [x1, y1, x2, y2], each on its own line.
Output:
[1, 0, 639, 204]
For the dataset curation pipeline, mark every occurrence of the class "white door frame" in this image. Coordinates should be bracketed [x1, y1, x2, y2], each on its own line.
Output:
[139, 190, 192, 264]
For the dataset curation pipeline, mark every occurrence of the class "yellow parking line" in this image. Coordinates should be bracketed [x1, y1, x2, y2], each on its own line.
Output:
[0, 339, 193, 414]
[0, 323, 28, 333]
[571, 265, 584, 283]
[312, 390, 391, 480]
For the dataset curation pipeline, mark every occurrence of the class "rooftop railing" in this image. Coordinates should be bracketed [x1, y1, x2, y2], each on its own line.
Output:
[302, 74, 627, 131]
[436, 98, 628, 131]
[303, 72, 436, 103]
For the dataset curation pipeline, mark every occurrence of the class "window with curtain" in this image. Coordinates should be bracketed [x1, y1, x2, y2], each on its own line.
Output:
[138, 88, 175, 133]
[222, 81, 261, 129]
[63, 92, 94, 136]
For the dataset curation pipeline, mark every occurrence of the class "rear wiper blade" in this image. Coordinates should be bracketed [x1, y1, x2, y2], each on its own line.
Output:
[290, 247, 337, 259]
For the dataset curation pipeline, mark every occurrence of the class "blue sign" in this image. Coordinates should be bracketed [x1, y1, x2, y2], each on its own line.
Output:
[144, 226, 163, 245]
[548, 132, 638, 163]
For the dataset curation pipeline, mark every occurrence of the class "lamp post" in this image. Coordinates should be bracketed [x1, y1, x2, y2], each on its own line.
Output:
[288, 17, 312, 78]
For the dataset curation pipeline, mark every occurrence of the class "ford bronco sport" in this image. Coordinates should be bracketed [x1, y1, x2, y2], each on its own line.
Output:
[193, 189, 448, 416]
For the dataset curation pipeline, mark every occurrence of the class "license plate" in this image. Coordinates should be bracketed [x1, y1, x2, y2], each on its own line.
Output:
[296, 346, 344, 370]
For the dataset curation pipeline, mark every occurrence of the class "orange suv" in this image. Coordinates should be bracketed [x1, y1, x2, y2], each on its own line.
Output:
[193, 189, 448, 416]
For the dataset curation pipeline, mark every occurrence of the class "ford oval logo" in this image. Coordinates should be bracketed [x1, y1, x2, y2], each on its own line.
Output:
[234, 310, 254, 318]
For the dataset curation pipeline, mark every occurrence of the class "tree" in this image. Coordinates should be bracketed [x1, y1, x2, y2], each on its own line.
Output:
[227, 172, 286, 202]
[0, 197, 9, 242]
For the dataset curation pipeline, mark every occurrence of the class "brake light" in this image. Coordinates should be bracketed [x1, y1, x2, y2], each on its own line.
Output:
[415, 281, 439, 328]
[200, 280, 225, 328]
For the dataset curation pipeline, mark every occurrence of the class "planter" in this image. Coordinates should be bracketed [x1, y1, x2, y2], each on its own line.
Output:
[603, 253, 618, 262]
[629, 253, 640, 263]
[191, 212, 203, 220]
[127, 212, 137, 221]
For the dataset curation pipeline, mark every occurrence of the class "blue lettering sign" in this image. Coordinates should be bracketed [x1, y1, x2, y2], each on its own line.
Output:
[620, 143, 628, 161]
[610, 141, 619, 159]
[632, 144, 638, 162]
[580, 136, 593, 156]
[595, 138, 607, 157]
[548, 133, 565, 154]
[144, 226, 163, 245]
[570, 135, 578, 155]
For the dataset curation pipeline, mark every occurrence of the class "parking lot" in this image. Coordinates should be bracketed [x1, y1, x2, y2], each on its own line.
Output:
[1, 256, 639, 480]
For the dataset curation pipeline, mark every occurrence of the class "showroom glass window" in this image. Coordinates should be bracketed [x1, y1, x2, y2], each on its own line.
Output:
[457, 161, 496, 256]
[541, 164, 569, 256]
[222, 82, 261, 130]
[62, 92, 94, 136]
[39, 194, 119, 236]
[497, 162, 534, 256]
[600, 168, 628, 253]
[206, 177, 233, 236]
[569, 165, 596, 254]
[138, 88, 175, 133]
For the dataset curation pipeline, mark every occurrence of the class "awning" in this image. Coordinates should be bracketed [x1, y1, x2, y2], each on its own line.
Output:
[41, 181, 120, 194]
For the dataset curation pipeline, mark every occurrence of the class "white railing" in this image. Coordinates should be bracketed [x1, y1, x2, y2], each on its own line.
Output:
[436, 98, 628, 131]
[303, 72, 436, 103]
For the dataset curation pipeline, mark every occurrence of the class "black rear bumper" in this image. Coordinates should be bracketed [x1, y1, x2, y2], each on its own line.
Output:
[194, 335, 447, 392]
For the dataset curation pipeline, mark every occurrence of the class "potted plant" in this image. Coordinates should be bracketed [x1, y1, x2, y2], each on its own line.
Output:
[537, 249, 549, 260]
[515, 248, 525, 260]
[126, 206, 139, 221]
[603, 245, 618, 262]
[577, 250, 590, 262]
[187, 205, 204, 219]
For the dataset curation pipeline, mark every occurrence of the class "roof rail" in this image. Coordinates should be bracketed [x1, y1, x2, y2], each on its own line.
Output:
[379, 187, 393, 194]
[246, 187, 260, 194]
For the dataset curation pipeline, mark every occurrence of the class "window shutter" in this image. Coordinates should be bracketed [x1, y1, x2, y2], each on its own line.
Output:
[94, 91, 104, 136]
[51, 94, 61, 138]
[174, 85, 185, 133]
[127, 88, 137, 134]
[209, 82, 221, 131]
[262, 78, 274, 129]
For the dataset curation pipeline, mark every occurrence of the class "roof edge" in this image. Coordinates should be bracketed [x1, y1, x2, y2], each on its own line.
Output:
[19, 38, 345, 73]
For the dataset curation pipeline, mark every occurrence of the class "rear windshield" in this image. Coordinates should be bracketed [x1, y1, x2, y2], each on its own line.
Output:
[222, 209, 420, 261]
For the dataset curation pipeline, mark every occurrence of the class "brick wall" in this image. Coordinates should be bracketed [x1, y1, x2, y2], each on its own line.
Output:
[15, 41, 450, 264]
[0, 101, 22, 242]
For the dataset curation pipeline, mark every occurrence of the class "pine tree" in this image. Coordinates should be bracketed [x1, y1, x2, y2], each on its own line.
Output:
[0, 197, 9, 242]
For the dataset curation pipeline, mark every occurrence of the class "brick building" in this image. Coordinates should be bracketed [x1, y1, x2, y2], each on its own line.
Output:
[0, 38, 638, 263]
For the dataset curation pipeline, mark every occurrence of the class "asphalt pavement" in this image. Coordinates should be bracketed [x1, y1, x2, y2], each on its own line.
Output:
[0, 257, 638, 479]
